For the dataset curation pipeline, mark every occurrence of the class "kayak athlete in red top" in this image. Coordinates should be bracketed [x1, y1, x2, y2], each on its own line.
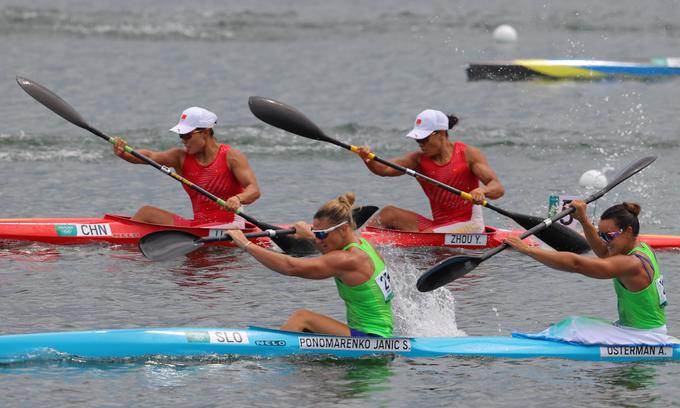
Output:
[358, 109, 504, 233]
[113, 107, 260, 227]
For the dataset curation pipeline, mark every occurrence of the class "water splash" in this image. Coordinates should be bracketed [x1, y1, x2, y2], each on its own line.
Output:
[380, 246, 466, 337]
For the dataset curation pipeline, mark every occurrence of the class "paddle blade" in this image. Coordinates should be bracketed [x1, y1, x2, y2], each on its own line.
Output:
[417, 255, 483, 292]
[584, 156, 656, 203]
[248, 96, 331, 143]
[510, 213, 590, 253]
[139, 230, 205, 261]
[353, 205, 379, 228]
[272, 236, 317, 256]
[16, 77, 90, 130]
[502, 156, 656, 254]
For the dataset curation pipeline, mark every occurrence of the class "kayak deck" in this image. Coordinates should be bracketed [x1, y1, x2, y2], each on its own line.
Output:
[1, 326, 678, 363]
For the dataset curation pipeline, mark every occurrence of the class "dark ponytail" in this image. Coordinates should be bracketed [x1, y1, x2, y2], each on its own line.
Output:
[447, 115, 459, 130]
[600, 202, 641, 236]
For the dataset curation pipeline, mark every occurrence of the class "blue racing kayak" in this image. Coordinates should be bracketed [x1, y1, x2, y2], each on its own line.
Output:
[1, 326, 678, 363]
[467, 58, 680, 81]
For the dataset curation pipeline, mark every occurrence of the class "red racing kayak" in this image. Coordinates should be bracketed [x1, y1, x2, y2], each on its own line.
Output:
[0, 214, 536, 251]
[0, 214, 271, 248]
[1, 215, 678, 251]
[0, 214, 535, 251]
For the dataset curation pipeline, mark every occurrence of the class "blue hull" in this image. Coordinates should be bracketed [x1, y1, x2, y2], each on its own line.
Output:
[1, 326, 678, 363]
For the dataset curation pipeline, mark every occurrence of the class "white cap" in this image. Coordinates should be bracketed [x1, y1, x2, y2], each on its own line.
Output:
[406, 109, 448, 140]
[169, 107, 218, 134]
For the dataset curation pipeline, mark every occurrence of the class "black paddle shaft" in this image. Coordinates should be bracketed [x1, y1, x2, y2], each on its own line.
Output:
[248, 96, 589, 254]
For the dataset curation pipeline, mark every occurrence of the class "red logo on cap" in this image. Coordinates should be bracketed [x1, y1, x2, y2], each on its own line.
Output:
[181, 114, 187, 120]
[416, 118, 422, 125]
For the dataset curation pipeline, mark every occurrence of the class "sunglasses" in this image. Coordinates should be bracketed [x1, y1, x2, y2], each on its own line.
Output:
[416, 131, 438, 145]
[179, 128, 203, 140]
[598, 229, 623, 243]
[312, 221, 348, 240]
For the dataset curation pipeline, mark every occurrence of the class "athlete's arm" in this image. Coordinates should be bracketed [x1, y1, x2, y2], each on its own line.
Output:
[227, 148, 261, 205]
[227, 229, 364, 280]
[113, 137, 183, 169]
[569, 200, 609, 257]
[465, 146, 504, 200]
[357, 147, 421, 177]
[255, 246, 364, 280]
[504, 236, 640, 280]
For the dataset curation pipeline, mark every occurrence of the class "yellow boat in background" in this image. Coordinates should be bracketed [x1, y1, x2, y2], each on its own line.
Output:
[467, 58, 680, 81]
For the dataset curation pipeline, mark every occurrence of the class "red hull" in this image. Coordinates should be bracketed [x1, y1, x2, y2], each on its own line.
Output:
[0, 216, 531, 250]
[1, 215, 678, 251]
[360, 226, 680, 250]
[360, 225, 536, 249]
[637, 234, 680, 249]
[0, 214, 270, 248]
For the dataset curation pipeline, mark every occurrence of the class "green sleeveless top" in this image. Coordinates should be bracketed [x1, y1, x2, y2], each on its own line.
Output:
[614, 242, 667, 329]
[335, 238, 394, 337]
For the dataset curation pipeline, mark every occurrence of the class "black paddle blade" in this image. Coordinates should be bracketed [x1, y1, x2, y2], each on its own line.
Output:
[240, 217, 316, 256]
[510, 214, 590, 253]
[139, 230, 205, 261]
[584, 156, 656, 203]
[248, 96, 330, 142]
[416, 255, 483, 292]
[272, 236, 317, 256]
[353, 205, 379, 228]
[16, 77, 90, 130]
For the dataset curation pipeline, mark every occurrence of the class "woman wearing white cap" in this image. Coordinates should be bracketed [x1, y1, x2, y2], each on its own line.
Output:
[113, 106, 260, 228]
[357, 109, 504, 233]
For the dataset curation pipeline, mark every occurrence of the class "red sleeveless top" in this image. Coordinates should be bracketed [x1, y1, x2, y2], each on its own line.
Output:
[181, 144, 244, 224]
[417, 141, 479, 225]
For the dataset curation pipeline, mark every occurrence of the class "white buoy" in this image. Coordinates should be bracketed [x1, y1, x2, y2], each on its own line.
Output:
[579, 170, 608, 189]
[492, 24, 517, 43]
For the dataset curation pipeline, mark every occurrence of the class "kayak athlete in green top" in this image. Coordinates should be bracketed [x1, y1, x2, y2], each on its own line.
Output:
[505, 200, 672, 344]
[227, 192, 393, 338]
